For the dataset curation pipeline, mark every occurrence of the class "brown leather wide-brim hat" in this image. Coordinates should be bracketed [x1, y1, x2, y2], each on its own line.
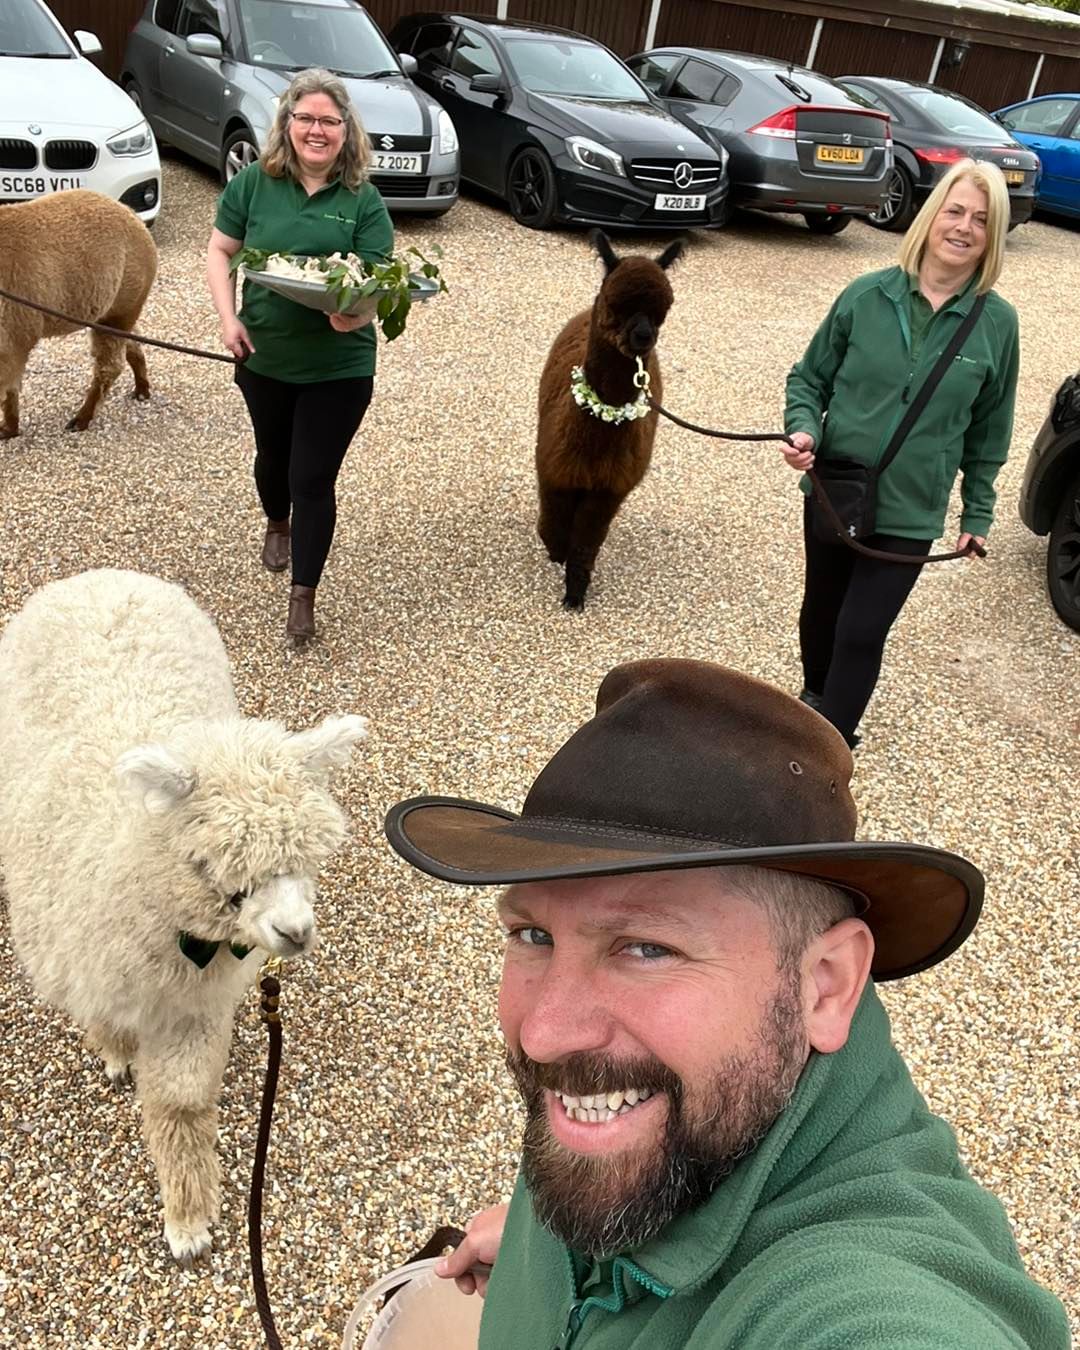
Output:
[385, 659, 983, 981]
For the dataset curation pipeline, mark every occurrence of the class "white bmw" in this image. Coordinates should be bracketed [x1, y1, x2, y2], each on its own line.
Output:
[0, 0, 162, 222]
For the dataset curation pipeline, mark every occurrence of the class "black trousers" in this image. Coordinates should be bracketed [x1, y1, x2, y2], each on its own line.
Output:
[235, 364, 373, 588]
[799, 499, 932, 743]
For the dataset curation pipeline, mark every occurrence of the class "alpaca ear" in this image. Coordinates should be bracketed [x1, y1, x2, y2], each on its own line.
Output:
[590, 229, 620, 275]
[289, 714, 369, 780]
[655, 238, 686, 270]
[115, 744, 197, 815]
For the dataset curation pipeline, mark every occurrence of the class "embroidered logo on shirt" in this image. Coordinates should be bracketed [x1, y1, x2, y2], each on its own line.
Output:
[323, 212, 354, 225]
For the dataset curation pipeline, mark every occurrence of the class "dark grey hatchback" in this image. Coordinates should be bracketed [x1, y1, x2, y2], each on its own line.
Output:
[628, 47, 892, 233]
[390, 13, 728, 230]
[1020, 373, 1080, 632]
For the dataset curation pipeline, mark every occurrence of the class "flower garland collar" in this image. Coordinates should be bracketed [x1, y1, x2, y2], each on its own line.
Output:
[570, 364, 650, 424]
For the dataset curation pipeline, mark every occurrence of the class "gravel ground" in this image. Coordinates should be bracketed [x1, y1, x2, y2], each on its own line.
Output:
[0, 156, 1077, 1348]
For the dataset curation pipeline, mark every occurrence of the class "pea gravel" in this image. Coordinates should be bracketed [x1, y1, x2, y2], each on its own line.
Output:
[0, 158, 1077, 1348]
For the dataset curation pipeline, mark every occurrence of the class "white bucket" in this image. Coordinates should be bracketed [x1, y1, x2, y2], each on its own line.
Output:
[341, 1257, 483, 1350]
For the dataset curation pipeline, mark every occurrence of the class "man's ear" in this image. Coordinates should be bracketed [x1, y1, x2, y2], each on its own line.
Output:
[802, 917, 874, 1054]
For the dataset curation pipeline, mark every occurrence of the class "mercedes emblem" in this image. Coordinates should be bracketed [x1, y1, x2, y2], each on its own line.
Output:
[673, 161, 693, 191]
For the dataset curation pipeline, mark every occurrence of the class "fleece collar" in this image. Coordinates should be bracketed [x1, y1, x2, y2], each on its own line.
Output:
[177, 932, 252, 969]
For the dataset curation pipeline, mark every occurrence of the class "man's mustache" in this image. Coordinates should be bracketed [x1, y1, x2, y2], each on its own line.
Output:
[505, 1047, 683, 1105]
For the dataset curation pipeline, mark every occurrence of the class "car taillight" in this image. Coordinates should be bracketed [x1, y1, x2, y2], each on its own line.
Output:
[749, 107, 798, 139]
[914, 147, 966, 164]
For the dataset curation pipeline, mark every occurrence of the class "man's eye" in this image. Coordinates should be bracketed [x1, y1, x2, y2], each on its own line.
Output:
[623, 941, 676, 961]
[510, 926, 554, 948]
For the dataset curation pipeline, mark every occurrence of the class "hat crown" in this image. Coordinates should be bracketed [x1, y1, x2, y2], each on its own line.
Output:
[521, 659, 856, 848]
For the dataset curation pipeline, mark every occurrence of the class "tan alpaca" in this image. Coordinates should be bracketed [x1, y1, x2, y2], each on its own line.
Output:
[0, 189, 157, 437]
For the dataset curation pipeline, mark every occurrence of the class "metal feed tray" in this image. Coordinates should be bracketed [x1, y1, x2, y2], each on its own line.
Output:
[243, 268, 440, 317]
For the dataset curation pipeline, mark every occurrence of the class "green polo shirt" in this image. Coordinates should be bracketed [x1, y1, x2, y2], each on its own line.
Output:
[215, 163, 394, 383]
[907, 270, 975, 361]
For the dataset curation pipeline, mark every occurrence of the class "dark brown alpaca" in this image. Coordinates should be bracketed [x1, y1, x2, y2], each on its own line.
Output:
[535, 229, 683, 609]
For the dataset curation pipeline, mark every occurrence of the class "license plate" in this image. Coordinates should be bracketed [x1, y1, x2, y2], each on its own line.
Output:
[816, 146, 864, 165]
[654, 193, 705, 211]
[0, 172, 84, 198]
[372, 152, 421, 173]
[1004, 170, 1025, 185]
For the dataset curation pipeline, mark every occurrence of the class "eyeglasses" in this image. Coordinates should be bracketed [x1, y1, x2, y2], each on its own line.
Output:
[290, 113, 345, 130]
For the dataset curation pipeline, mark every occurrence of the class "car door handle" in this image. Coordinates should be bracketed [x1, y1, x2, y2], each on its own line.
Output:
[440, 77, 455, 92]
[164, 44, 175, 56]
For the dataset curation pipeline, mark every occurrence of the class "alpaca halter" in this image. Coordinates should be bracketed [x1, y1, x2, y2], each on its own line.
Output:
[178, 932, 252, 969]
[570, 356, 652, 424]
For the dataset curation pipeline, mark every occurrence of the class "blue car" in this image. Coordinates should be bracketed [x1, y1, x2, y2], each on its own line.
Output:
[994, 93, 1080, 220]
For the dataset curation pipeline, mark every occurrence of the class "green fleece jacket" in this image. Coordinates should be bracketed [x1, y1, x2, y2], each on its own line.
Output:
[479, 986, 1068, 1350]
[784, 266, 1019, 540]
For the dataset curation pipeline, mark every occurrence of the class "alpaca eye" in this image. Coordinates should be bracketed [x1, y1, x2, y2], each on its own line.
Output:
[229, 891, 247, 910]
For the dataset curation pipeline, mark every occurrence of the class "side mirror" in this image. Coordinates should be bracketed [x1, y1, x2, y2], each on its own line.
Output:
[399, 52, 418, 77]
[187, 32, 224, 58]
[74, 29, 103, 57]
[469, 73, 505, 96]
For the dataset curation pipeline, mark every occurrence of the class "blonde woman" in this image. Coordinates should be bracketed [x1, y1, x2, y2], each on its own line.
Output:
[781, 160, 1018, 749]
[207, 68, 392, 644]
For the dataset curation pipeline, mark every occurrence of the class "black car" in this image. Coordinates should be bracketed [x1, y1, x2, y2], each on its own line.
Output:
[628, 47, 892, 234]
[390, 13, 728, 230]
[836, 77, 1040, 231]
[1020, 373, 1080, 632]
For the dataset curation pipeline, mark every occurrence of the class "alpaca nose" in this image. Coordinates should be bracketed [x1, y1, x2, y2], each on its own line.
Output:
[272, 919, 314, 950]
[628, 320, 655, 352]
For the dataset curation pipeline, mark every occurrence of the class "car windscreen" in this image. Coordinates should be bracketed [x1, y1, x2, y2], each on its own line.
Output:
[236, 0, 399, 77]
[0, 0, 72, 57]
[502, 36, 648, 101]
[904, 88, 1005, 139]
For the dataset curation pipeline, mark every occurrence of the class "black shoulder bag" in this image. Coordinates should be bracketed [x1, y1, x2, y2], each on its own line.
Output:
[811, 293, 987, 544]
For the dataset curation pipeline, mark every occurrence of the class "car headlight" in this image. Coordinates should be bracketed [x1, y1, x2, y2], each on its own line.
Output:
[107, 121, 154, 157]
[437, 108, 458, 156]
[566, 135, 625, 177]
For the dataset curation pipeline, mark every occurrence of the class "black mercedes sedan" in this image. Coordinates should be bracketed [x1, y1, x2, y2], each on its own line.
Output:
[390, 13, 728, 230]
[836, 77, 1040, 231]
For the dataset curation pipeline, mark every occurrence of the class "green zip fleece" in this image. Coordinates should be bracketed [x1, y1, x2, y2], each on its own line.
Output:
[784, 266, 1019, 540]
[479, 986, 1068, 1350]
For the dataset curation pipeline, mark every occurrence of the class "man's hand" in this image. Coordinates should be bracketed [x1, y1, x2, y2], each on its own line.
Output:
[328, 311, 372, 332]
[956, 532, 987, 558]
[434, 1203, 508, 1297]
[781, 431, 815, 471]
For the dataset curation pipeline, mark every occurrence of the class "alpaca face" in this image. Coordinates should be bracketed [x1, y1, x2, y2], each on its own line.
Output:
[597, 258, 676, 360]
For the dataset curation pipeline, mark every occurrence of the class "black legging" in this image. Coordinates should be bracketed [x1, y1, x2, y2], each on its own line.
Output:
[235, 364, 373, 588]
[799, 499, 932, 744]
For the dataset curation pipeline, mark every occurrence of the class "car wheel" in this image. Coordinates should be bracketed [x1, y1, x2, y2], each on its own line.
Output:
[1046, 468, 1080, 632]
[804, 214, 851, 235]
[507, 147, 558, 229]
[123, 78, 163, 145]
[222, 129, 259, 185]
[868, 166, 915, 232]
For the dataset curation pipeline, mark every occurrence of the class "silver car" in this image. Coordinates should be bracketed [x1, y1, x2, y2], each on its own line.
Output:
[121, 0, 459, 215]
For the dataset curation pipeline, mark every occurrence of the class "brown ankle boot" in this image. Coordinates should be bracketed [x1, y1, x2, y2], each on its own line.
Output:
[286, 585, 316, 644]
[262, 519, 290, 572]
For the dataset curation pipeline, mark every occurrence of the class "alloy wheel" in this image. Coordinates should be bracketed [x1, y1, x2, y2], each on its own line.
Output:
[225, 137, 259, 181]
[508, 149, 556, 229]
[1047, 473, 1080, 631]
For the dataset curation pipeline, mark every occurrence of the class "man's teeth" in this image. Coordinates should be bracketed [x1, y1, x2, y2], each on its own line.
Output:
[554, 1088, 654, 1123]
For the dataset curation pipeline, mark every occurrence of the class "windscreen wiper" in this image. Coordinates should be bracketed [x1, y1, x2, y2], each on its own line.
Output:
[357, 69, 401, 79]
[0, 50, 72, 57]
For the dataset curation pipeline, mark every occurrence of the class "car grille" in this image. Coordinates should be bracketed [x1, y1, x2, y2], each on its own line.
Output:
[45, 140, 97, 171]
[629, 159, 721, 191]
[0, 138, 38, 170]
[368, 133, 430, 152]
[371, 174, 430, 198]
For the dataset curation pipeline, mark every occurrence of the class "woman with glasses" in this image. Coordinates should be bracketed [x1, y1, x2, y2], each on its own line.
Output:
[207, 68, 392, 645]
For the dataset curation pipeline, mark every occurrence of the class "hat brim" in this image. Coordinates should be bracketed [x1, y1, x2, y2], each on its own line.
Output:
[384, 797, 984, 982]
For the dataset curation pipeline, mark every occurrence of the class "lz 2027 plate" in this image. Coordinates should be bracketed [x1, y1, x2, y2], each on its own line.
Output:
[371, 152, 422, 173]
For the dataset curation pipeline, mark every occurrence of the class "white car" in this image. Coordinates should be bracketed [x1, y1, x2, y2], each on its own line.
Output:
[0, 0, 161, 223]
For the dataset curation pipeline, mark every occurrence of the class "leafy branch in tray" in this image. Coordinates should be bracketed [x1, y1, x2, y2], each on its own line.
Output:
[230, 244, 447, 341]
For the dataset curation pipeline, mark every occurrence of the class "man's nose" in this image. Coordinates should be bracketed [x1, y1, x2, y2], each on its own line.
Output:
[517, 965, 614, 1065]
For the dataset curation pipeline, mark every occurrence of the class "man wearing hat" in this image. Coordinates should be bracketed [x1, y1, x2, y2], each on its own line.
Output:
[385, 659, 1069, 1349]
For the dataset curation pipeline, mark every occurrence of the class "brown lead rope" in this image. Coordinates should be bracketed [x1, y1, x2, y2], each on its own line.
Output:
[0, 283, 239, 364]
[250, 965, 284, 1350]
[645, 393, 986, 566]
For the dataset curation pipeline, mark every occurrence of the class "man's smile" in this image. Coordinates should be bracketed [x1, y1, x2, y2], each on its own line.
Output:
[545, 1087, 665, 1152]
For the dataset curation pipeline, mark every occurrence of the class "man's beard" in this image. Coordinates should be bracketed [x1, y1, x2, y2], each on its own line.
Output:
[505, 973, 807, 1258]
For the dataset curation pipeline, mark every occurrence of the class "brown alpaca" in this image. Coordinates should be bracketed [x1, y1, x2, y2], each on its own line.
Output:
[535, 229, 683, 609]
[0, 190, 157, 438]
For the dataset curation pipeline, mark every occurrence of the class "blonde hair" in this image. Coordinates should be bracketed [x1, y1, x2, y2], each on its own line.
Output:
[897, 159, 1009, 294]
[261, 67, 372, 191]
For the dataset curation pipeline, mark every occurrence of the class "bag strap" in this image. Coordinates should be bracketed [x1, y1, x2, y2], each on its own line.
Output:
[878, 291, 987, 476]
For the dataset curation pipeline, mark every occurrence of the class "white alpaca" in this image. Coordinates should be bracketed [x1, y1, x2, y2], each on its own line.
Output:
[0, 569, 368, 1263]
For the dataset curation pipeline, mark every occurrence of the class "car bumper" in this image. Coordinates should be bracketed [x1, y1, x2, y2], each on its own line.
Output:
[735, 175, 887, 214]
[371, 148, 459, 215]
[0, 152, 161, 223]
[552, 162, 729, 230]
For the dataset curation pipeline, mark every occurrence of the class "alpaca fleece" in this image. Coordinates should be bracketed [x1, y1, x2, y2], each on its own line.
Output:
[0, 189, 157, 437]
[0, 569, 368, 1263]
